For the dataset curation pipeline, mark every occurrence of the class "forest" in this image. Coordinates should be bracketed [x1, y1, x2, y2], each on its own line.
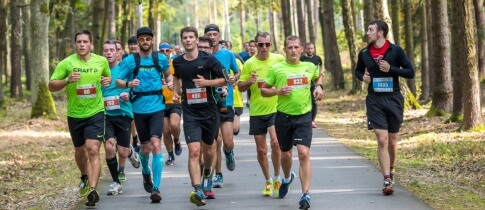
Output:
[1, 0, 483, 131]
[1, 0, 485, 209]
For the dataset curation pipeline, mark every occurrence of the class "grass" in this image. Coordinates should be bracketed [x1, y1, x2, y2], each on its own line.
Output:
[317, 88, 485, 209]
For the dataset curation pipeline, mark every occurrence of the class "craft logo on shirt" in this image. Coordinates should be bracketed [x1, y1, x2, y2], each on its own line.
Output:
[198, 66, 204, 69]
[73, 68, 98, 73]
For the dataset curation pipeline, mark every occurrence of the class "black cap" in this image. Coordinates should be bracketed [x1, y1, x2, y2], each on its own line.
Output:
[127, 36, 137, 44]
[137, 27, 153, 38]
[204, 24, 220, 34]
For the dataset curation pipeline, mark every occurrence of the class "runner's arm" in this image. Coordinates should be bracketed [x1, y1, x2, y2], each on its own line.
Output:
[48, 79, 69, 92]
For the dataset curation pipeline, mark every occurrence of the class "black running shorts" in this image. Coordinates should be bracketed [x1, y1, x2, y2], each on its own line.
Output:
[164, 104, 182, 118]
[275, 111, 312, 152]
[219, 106, 235, 123]
[366, 93, 404, 133]
[249, 113, 276, 135]
[134, 110, 164, 144]
[68, 112, 105, 147]
[105, 115, 132, 148]
[183, 112, 217, 145]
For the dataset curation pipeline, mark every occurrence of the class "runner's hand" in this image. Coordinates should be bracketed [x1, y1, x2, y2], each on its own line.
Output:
[193, 75, 206, 88]
[70, 71, 80, 82]
[173, 93, 180, 103]
[313, 86, 324, 101]
[249, 71, 258, 84]
[228, 75, 237, 84]
[279, 85, 292, 96]
[101, 76, 111, 86]
[131, 79, 140, 88]
[166, 80, 173, 91]
[379, 60, 390, 73]
[363, 72, 371, 84]
[120, 92, 129, 101]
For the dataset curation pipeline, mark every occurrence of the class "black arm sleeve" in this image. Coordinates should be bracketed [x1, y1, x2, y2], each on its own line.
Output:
[389, 47, 415, 79]
[355, 51, 366, 81]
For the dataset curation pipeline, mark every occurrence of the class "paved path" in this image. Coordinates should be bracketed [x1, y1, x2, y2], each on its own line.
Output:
[78, 105, 431, 210]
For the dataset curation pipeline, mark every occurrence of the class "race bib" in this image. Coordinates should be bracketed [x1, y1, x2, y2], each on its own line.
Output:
[186, 88, 207, 104]
[76, 84, 97, 99]
[373, 77, 393, 92]
[287, 74, 309, 90]
[104, 96, 120, 110]
[256, 78, 265, 89]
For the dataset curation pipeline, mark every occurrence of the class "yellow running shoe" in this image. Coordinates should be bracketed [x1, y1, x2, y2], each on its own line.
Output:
[262, 181, 273, 196]
[273, 180, 281, 198]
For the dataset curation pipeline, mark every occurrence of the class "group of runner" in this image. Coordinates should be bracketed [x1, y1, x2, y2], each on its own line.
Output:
[48, 20, 412, 210]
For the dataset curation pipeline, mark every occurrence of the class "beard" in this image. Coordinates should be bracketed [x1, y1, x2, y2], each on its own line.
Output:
[139, 44, 151, 53]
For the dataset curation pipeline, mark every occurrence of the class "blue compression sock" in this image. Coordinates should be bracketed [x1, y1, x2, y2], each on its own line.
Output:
[152, 153, 163, 189]
[140, 152, 150, 175]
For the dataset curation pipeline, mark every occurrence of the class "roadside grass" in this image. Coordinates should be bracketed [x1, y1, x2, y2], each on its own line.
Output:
[0, 99, 84, 209]
[317, 89, 485, 209]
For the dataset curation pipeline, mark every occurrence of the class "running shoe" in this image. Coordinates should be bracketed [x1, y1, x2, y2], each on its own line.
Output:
[174, 140, 182, 156]
[299, 193, 311, 210]
[118, 171, 126, 182]
[85, 188, 100, 206]
[224, 150, 236, 171]
[273, 180, 281, 198]
[107, 182, 122, 195]
[134, 143, 141, 153]
[150, 188, 162, 203]
[129, 146, 141, 169]
[262, 181, 273, 196]
[382, 178, 394, 195]
[189, 190, 206, 206]
[213, 173, 223, 188]
[143, 173, 154, 193]
[279, 172, 295, 198]
[390, 168, 396, 182]
[311, 121, 317, 128]
[79, 175, 89, 197]
[202, 173, 215, 199]
[165, 155, 174, 166]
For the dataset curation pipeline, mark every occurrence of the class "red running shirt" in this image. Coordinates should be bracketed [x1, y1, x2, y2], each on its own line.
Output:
[369, 40, 390, 63]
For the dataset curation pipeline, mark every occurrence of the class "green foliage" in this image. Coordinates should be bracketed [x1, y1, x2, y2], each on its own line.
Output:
[404, 91, 421, 110]
[31, 82, 57, 119]
[445, 113, 463, 123]
[425, 105, 447, 117]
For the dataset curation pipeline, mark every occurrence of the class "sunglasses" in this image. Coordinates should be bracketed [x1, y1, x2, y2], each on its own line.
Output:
[257, 42, 271, 48]
[160, 49, 171, 53]
[138, 37, 153, 42]
[198, 46, 211, 49]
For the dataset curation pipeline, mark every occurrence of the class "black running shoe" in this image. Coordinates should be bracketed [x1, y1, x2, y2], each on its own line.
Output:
[85, 188, 100, 206]
[143, 173, 153, 193]
[150, 188, 162, 203]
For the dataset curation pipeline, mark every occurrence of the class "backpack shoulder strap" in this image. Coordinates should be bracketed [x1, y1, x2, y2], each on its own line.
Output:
[152, 51, 164, 78]
[133, 53, 141, 78]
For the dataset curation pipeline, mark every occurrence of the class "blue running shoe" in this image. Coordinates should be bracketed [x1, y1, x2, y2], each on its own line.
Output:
[189, 190, 206, 206]
[299, 193, 311, 209]
[174, 140, 182, 156]
[279, 172, 295, 198]
[224, 150, 236, 171]
[202, 172, 215, 199]
[213, 173, 223, 188]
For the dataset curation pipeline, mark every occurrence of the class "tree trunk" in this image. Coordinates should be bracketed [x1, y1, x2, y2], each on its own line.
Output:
[363, 0, 373, 41]
[390, 0, 400, 46]
[374, 0, 394, 42]
[474, 0, 485, 79]
[321, 0, 345, 89]
[57, 0, 76, 59]
[10, 0, 23, 98]
[403, 0, 416, 96]
[281, 0, 292, 38]
[306, 0, 316, 44]
[30, 0, 57, 119]
[427, 0, 452, 116]
[0, 0, 7, 108]
[107, 0, 115, 39]
[419, 2, 430, 102]
[239, 1, 245, 43]
[119, 0, 129, 47]
[296, 0, 306, 44]
[269, 9, 280, 53]
[22, 0, 32, 91]
[193, 0, 199, 29]
[426, 0, 434, 97]
[450, 4, 464, 123]
[452, 0, 482, 130]
[149, 0, 158, 50]
[257, 10, 262, 31]
[341, 0, 360, 94]
[223, 0, 230, 41]
[92, 0, 105, 54]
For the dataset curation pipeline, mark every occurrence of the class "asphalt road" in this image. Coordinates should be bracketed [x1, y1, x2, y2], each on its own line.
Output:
[78, 105, 432, 210]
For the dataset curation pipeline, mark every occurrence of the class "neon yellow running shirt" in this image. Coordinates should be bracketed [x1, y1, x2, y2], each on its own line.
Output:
[265, 61, 318, 115]
[50, 53, 111, 118]
[240, 53, 285, 116]
[233, 59, 244, 108]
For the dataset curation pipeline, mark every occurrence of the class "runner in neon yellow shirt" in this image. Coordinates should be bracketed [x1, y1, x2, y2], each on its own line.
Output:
[49, 30, 111, 207]
[238, 31, 285, 197]
[260, 35, 324, 209]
